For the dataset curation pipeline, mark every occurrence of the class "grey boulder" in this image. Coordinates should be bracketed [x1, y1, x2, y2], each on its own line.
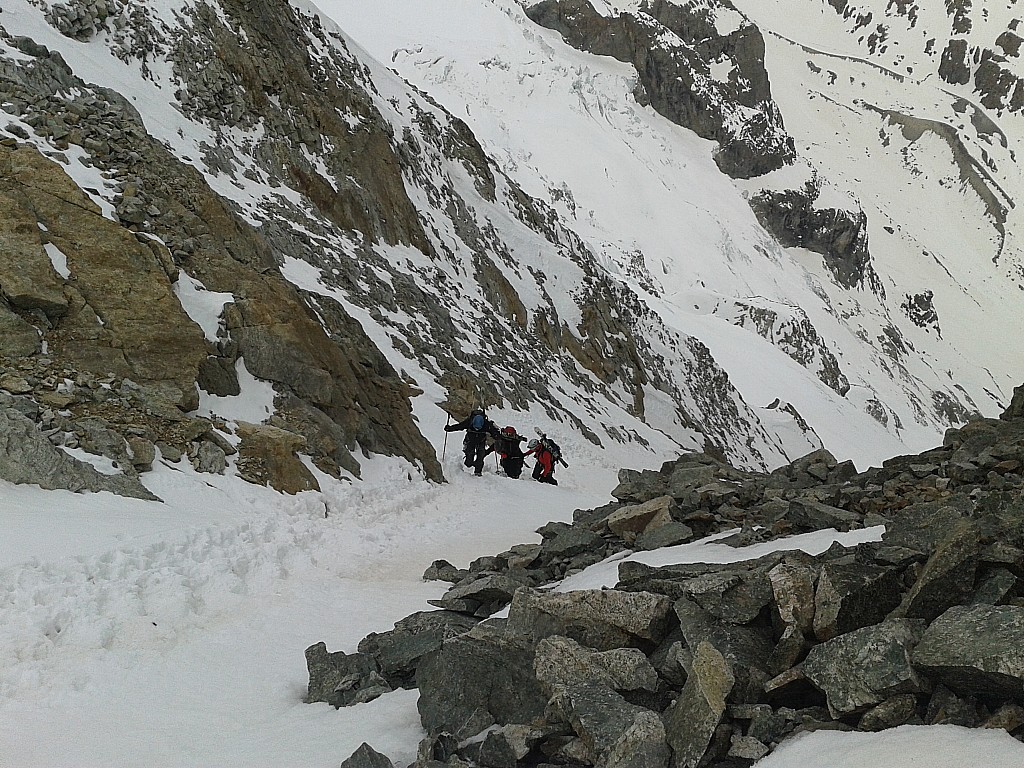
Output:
[534, 635, 658, 695]
[507, 587, 672, 651]
[304, 643, 391, 708]
[913, 605, 1024, 700]
[357, 610, 478, 687]
[339, 742, 394, 768]
[0, 406, 158, 500]
[415, 631, 546, 740]
[549, 682, 670, 768]
[802, 618, 925, 717]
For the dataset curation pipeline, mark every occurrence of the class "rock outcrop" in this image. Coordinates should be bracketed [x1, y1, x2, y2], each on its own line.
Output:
[748, 182, 877, 291]
[526, 0, 795, 179]
[0, 395, 157, 500]
[0, 7, 445, 486]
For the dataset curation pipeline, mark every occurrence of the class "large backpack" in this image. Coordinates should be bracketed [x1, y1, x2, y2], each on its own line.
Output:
[541, 437, 561, 461]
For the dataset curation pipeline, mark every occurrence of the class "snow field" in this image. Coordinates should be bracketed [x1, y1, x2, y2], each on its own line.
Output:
[0, 445, 614, 767]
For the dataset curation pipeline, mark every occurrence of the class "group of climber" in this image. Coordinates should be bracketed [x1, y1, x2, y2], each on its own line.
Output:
[444, 408, 566, 485]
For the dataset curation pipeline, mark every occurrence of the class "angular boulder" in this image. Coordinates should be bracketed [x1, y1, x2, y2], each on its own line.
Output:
[357, 610, 478, 688]
[881, 502, 970, 554]
[662, 641, 734, 768]
[768, 562, 816, 635]
[428, 573, 530, 617]
[541, 526, 606, 560]
[506, 587, 673, 651]
[611, 467, 669, 503]
[667, 463, 721, 498]
[416, 631, 546, 739]
[913, 605, 1024, 700]
[802, 618, 926, 717]
[893, 519, 979, 622]
[603, 495, 674, 543]
[858, 694, 918, 731]
[339, 743, 394, 768]
[461, 724, 555, 768]
[1002, 383, 1024, 421]
[785, 499, 862, 532]
[674, 597, 773, 704]
[972, 568, 1019, 606]
[813, 561, 903, 641]
[236, 422, 320, 494]
[549, 682, 670, 768]
[534, 635, 658, 695]
[304, 642, 391, 708]
[683, 568, 773, 625]
[635, 521, 694, 551]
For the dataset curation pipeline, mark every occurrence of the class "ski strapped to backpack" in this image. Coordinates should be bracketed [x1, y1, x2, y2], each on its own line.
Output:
[534, 428, 569, 468]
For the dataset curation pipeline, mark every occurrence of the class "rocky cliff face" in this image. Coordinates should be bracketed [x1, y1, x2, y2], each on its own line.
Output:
[0, 2, 443, 488]
[526, 0, 796, 179]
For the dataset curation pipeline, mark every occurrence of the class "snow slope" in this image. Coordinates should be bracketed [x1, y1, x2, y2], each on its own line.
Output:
[0, 451, 612, 766]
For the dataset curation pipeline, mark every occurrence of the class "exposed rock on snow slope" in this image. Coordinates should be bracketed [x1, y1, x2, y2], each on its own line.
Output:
[0, 0, 1022, 497]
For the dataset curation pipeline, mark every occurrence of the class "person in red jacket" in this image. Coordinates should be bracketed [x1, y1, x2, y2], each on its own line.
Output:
[525, 438, 558, 485]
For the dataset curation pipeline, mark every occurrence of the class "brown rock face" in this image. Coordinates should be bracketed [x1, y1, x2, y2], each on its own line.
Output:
[236, 421, 320, 495]
[0, 172, 68, 320]
[0, 0, 447, 483]
[0, 301, 41, 357]
[0, 145, 207, 410]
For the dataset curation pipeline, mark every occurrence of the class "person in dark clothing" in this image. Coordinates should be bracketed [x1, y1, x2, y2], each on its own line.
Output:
[444, 408, 498, 476]
[485, 426, 527, 478]
[525, 437, 558, 485]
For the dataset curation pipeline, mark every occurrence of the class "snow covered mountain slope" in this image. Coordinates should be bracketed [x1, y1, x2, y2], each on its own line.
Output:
[727, 0, 1024, 379]
[318, 0, 1024, 465]
[0, 0, 1021, 489]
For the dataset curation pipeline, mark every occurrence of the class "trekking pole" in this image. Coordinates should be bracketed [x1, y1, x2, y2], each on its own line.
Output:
[442, 411, 451, 461]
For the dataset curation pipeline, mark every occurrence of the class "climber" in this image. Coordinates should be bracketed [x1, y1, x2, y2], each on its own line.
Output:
[525, 432, 564, 485]
[444, 407, 499, 476]
[485, 425, 527, 479]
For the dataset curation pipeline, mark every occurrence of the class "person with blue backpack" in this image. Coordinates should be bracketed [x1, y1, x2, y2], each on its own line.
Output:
[444, 408, 499, 476]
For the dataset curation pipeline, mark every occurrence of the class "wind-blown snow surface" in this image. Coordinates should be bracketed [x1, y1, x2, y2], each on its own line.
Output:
[4, 451, 1024, 767]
